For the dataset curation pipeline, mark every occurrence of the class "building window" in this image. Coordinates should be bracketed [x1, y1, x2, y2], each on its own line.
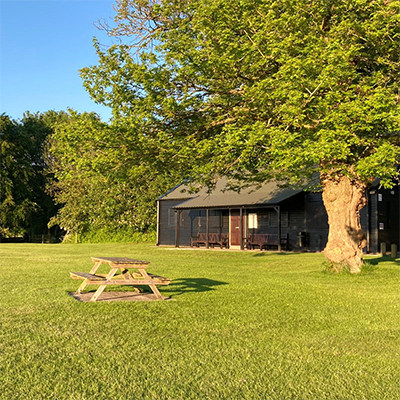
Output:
[248, 213, 258, 229]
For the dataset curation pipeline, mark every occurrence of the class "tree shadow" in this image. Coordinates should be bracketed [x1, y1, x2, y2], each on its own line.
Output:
[365, 255, 399, 265]
[70, 277, 229, 299]
[251, 252, 398, 265]
[252, 251, 308, 257]
[163, 277, 228, 296]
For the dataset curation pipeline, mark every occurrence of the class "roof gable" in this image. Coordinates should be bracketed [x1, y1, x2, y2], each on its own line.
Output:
[156, 181, 198, 201]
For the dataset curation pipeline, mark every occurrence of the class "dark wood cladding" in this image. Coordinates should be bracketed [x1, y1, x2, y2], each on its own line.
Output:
[158, 199, 187, 246]
[375, 187, 399, 251]
[157, 184, 399, 254]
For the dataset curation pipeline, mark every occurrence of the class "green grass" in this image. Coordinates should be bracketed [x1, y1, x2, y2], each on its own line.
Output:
[1, 244, 399, 400]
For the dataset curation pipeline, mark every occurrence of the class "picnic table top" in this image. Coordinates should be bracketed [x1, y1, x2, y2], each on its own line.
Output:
[91, 257, 150, 266]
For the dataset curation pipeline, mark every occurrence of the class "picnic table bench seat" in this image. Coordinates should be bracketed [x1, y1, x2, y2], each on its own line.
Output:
[70, 271, 105, 281]
[147, 273, 172, 284]
[70, 271, 171, 284]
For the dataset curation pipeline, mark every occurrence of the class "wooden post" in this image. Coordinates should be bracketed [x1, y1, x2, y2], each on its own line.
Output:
[240, 207, 244, 250]
[278, 206, 282, 251]
[156, 200, 160, 246]
[391, 244, 398, 259]
[373, 191, 379, 253]
[175, 210, 180, 247]
[274, 206, 282, 252]
[381, 242, 386, 256]
[206, 209, 210, 248]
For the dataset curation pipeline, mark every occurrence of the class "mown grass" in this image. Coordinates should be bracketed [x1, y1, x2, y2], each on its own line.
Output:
[1, 243, 399, 400]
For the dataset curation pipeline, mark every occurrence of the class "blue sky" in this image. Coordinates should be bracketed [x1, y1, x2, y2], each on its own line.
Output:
[1, 0, 119, 122]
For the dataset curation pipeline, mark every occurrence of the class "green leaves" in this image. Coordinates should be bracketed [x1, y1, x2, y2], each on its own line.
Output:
[80, 0, 399, 191]
[48, 110, 186, 234]
[355, 142, 400, 188]
[0, 112, 63, 237]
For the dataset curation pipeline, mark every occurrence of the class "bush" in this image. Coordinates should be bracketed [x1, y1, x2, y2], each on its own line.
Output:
[62, 228, 156, 244]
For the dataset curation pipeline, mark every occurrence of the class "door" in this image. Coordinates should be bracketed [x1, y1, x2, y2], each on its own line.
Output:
[230, 211, 244, 247]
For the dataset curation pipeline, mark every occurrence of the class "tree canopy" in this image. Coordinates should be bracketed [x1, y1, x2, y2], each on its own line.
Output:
[48, 110, 185, 237]
[82, 0, 400, 187]
[80, 0, 400, 270]
[0, 112, 65, 238]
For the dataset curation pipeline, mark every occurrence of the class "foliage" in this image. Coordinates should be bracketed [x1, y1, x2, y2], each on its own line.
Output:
[62, 227, 156, 243]
[48, 110, 185, 235]
[0, 112, 66, 238]
[1, 243, 399, 399]
[78, 0, 400, 268]
[81, 0, 400, 188]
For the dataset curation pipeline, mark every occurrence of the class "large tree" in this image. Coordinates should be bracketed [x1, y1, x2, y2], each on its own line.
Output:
[81, 0, 400, 272]
[48, 110, 184, 237]
[0, 112, 65, 238]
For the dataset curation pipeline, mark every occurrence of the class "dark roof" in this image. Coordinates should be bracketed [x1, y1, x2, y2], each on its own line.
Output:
[156, 181, 196, 201]
[168, 179, 305, 209]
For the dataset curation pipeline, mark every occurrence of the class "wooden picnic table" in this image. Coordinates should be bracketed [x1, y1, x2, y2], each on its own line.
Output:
[70, 257, 171, 302]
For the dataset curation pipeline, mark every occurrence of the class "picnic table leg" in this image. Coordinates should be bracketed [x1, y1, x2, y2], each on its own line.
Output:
[76, 260, 102, 294]
[76, 280, 88, 294]
[89, 267, 119, 302]
[121, 268, 140, 293]
[138, 269, 163, 299]
[89, 261, 102, 274]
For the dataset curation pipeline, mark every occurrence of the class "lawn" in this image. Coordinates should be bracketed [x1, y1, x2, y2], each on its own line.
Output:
[1, 243, 399, 400]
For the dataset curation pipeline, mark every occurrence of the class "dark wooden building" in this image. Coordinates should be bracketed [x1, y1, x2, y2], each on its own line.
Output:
[367, 184, 400, 253]
[156, 179, 399, 253]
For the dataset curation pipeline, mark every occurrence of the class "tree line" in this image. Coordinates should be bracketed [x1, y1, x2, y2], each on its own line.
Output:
[0, 110, 185, 242]
[1, 112, 64, 240]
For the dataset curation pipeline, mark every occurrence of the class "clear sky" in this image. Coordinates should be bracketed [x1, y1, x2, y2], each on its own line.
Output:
[1, 0, 118, 122]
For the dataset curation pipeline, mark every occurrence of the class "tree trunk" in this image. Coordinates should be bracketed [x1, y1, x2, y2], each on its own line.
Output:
[321, 174, 367, 273]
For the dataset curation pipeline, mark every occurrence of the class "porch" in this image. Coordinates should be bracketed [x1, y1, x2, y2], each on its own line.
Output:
[172, 206, 287, 251]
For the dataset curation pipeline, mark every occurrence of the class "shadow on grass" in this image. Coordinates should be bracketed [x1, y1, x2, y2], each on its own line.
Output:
[69, 278, 228, 299]
[365, 255, 399, 265]
[252, 251, 312, 257]
[164, 277, 228, 296]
